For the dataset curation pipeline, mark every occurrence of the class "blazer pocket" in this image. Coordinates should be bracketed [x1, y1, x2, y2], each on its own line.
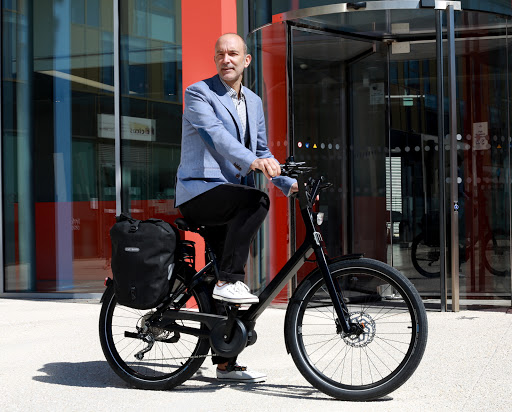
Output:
[187, 167, 224, 179]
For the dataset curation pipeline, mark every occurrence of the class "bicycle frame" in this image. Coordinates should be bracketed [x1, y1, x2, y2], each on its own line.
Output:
[160, 171, 356, 335]
[131, 168, 356, 343]
[242, 172, 353, 334]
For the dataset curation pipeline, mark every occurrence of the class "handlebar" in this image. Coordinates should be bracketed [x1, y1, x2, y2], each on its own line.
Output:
[253, 157, 331, 209]
[279, 161, 314, 178]
[278, 157, 332, 209]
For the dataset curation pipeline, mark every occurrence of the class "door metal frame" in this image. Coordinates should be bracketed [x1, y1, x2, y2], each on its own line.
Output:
[273, 1, 461, 23]
[446, 5, 459, 311]
[435, 9, 447, 312]
[0, 0, 4, 295]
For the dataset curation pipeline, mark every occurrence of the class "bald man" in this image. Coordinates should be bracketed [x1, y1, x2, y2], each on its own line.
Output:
[175, 33, 297, 383]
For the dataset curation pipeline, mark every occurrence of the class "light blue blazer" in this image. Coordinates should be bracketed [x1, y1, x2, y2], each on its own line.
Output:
[175, 74, 295, 206]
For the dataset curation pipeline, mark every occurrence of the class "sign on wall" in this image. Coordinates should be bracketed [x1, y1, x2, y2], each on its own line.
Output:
[98, 114, 156, 141]
[472, 121, 490, 151]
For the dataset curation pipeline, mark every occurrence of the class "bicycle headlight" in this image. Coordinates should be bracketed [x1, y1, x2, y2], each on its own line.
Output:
[315, 212, 324, 226]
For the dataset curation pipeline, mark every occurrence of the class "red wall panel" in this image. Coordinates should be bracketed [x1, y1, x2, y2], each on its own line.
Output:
[180, 0, 238, 271]
[261, 23, 290, 301]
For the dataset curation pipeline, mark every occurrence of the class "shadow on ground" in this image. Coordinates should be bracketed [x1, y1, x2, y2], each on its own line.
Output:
[33, 361, 128, 389]
[33, 362, 392, 402]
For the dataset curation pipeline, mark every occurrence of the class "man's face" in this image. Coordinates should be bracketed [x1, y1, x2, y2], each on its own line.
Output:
[214, 34, 251, 88]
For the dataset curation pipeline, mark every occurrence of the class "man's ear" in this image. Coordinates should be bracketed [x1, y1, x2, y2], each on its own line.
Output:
[244, 54, 252, 68]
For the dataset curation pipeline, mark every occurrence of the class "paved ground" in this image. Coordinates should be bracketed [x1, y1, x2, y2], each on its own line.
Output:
[1, 298, 511, 412]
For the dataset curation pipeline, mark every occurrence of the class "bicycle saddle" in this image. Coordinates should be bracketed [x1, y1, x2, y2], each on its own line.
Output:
[175, 218, 195, 232]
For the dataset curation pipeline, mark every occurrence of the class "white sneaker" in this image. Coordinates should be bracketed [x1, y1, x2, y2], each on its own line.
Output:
[212, 281, 259, 304]
[216, 365, 266, 383]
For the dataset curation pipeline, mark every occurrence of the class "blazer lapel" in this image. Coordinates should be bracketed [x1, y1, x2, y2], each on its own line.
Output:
[212, 75, 244, 143]
[244, 86, 257, 153]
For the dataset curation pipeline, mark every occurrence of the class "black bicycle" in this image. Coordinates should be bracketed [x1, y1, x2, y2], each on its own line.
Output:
[411, 211, 510, 278]
[99, 160, 428, 401]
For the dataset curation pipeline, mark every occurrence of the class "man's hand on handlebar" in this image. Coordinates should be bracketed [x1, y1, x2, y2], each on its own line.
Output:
[251, 158, 281, 180]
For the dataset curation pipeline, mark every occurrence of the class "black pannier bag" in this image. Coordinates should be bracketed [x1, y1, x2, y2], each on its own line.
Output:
[110, 213, 178, 309]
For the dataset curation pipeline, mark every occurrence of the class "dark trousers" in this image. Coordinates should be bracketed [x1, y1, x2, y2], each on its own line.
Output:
[179, 183, 270, 283]
[179, 184, 269, 365]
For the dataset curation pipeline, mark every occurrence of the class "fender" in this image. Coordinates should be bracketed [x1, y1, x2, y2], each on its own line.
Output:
[100, 277, 114, 303]
[283, 254, 363, 354]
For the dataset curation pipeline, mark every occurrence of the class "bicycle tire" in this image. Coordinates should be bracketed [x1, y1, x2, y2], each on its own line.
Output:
[285, 258, 428, 401]
[99, 277, 213, 390]
[483, 229, 511, 277]
[411, 233, 441, 278]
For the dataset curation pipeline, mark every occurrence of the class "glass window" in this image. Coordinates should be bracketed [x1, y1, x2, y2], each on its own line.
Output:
[71, 0, 85, 24]
[2, 0, 114, 292]
[2, 0, 184, 293]
[119, 0, 182, 221]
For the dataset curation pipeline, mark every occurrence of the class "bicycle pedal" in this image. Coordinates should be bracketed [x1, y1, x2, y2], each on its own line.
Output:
[219, 301, 241, 308]
[225, 304, 242, 311]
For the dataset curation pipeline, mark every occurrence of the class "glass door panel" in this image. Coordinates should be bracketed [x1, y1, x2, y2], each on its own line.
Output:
[387, 36, 443, 298]
[454, 11, 511, 301]
[348, 44, 388, 263]
[290, 26, 388, 283]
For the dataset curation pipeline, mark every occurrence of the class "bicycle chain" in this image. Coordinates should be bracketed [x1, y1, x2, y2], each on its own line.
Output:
[135, 354, 213, 361]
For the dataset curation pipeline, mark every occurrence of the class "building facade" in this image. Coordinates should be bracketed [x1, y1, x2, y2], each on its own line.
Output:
[2, 0, 512, 310]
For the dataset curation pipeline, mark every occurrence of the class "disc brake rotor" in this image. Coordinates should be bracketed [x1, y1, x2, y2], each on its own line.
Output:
[342, 311, 376, 348]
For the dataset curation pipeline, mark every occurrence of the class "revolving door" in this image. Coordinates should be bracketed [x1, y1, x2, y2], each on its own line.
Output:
[247, 1, 512, 310]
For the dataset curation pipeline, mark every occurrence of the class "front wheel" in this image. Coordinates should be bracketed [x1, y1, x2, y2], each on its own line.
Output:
[411, 233, 441, 278]
[285, 258, 428, 401]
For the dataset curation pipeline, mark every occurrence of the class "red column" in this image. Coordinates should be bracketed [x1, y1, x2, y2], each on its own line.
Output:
[181, 0, 237, 91]
[180, 0, 237, 269]
[261, 22, 291, 301]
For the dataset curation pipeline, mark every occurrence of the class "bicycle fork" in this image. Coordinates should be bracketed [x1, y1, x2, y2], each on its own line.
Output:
[313, 242, 361, 336]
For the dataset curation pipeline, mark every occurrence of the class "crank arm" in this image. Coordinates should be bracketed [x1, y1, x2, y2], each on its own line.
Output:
[151, 311, 228, 339]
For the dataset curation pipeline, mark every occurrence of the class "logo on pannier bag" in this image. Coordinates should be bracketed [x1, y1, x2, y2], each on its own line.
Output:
[124, 247, 140, 252]
[167, 263, 175, 280]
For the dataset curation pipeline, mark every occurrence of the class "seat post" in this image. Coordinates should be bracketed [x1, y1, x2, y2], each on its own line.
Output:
[175, 217, 220, 280]
[202, 236, 220, 280]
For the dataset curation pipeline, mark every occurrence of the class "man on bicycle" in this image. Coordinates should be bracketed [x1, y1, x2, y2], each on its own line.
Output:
[175, 33, 297, 382]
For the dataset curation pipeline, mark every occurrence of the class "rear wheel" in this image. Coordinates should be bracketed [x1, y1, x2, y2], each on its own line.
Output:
[484, 229, 510, 277]
[285, 258, 428, 401]
[99, 277, 212, 390]
[411, 233, 441, 278]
